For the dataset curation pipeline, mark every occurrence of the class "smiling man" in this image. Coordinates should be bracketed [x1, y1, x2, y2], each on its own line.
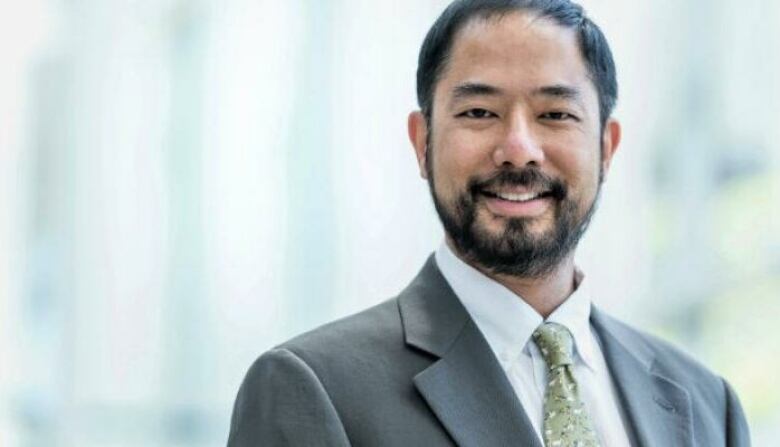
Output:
[228, 1, 751, 446]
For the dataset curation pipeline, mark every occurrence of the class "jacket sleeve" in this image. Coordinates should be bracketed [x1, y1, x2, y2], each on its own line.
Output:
[227, 348, 352, 447]
[723, 379, 751, 447]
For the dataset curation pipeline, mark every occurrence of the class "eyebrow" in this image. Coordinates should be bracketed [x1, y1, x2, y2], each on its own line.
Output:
[532, 84, 585, 106]
[451, 82, 504, 101]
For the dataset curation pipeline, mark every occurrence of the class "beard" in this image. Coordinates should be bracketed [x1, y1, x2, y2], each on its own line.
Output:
[426, 146, 601, 279]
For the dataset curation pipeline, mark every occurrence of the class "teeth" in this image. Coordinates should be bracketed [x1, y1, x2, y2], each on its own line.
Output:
[495, 191, 542, 202]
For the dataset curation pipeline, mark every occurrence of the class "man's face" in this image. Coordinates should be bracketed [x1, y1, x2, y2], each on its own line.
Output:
[409, 12, 620, 278]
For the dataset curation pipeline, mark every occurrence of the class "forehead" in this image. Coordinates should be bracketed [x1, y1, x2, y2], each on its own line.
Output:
[438, 12, 593, 98]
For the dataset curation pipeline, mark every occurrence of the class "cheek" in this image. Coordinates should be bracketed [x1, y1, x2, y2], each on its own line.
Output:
[433, 131, 492, 190]
[554, 127, 600, 162]
[545, 137, 602, 193]
[434, 122, 494, 166]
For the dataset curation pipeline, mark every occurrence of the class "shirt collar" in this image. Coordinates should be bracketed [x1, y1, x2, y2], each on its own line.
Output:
[434, 241, 597, 371]
[546, 273, 597, 371]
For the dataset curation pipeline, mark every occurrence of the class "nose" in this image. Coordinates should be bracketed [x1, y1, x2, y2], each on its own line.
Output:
[492, 115, 545, 168]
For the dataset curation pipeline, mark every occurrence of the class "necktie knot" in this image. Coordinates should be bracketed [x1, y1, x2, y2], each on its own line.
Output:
[532, 322, 574, 369]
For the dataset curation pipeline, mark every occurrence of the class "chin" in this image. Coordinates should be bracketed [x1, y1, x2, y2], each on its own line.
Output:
[478, 214, 553, 238]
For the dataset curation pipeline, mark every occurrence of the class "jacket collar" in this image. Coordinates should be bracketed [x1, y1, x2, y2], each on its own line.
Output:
[399, 255, 694, 447]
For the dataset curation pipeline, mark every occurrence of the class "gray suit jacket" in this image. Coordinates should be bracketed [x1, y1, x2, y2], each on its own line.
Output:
[228, 256, 751, 446]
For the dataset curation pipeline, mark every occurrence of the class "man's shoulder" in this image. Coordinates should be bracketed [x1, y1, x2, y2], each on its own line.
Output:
[245, 295, 434, 410]
[594, 309, 724, 387]
[262, 295, 436, 384]
[279, 297, 404, 357]
[229, 298, 413, 446]
[594, 308, 752, 445]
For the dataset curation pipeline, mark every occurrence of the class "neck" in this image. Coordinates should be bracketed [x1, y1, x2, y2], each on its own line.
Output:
[447, 239, 578, 318]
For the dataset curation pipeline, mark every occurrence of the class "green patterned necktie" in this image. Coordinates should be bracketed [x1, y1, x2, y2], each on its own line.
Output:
[532, 322, 601, 447]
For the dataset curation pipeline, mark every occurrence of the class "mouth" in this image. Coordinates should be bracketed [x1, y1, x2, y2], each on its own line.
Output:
[480, 188, 554, 203]
[478, 188, 555, 218]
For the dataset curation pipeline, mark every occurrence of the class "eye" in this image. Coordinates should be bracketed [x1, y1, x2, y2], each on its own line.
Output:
[457, 108, 497, 119]
[540, 111, 579, 121]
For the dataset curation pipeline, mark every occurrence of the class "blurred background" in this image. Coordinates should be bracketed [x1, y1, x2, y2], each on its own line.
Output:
[1, 0, 778, 445]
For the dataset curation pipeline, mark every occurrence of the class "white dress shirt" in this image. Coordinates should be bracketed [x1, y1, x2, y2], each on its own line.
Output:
[435, 242, 632, 447]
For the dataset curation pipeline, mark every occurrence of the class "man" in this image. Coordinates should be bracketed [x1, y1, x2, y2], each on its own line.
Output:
[228, 0, 751, 445]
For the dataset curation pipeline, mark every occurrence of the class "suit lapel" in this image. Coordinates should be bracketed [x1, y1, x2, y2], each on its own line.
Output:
[413, 318, 543, 447]
[399, 256, 542, 447]
[591, 308, 694, 447]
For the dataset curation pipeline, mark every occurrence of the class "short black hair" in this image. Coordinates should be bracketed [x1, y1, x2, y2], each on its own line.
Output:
[416, 0, 618, 128]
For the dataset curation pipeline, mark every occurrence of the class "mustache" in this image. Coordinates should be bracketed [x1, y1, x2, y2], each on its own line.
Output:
[468, 168, 567, 200]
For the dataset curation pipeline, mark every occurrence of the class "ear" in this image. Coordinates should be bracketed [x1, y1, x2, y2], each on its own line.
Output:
[600, 118, 622, 181]
[408, 111, 429, 179]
